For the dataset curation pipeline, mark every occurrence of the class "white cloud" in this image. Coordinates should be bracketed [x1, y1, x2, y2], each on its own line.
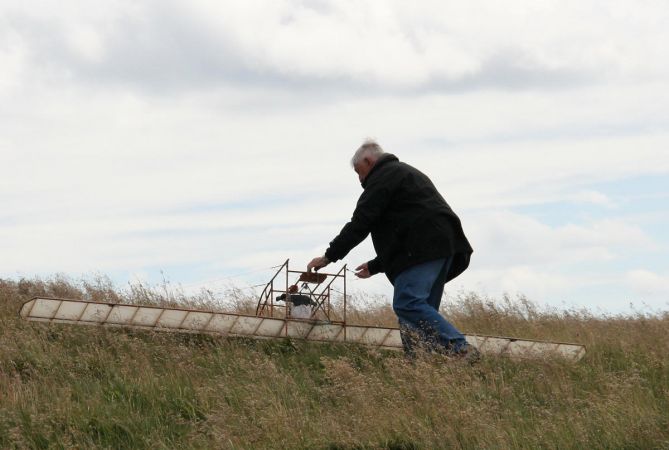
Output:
[568, 190, 614, 207]
[1, 1, 668, 313]
[148, 0, 669, 87]
[626, 270, 669, 300]
[0, 27, 27, 95]
[2, 0, 668, 92]
[65, 25, 105, 63]
[444, 212, 664, 311]
[462, 211, 654, 268]
[458, 266, 572, 301]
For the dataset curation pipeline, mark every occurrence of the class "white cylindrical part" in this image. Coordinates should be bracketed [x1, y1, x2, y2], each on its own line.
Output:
[291, 305, 312, 319]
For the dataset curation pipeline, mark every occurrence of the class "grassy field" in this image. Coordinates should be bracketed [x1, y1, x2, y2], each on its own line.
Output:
[1, 276, 668, 449]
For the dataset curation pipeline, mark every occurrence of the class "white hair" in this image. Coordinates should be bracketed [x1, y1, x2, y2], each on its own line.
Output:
[351, 139, 384, 166]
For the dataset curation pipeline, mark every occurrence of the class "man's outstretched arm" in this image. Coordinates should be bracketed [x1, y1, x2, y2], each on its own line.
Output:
[308, 180, 393, 273]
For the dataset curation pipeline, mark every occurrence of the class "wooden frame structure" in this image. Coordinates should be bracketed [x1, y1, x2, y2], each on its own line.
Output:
[255, 259, 347, 325]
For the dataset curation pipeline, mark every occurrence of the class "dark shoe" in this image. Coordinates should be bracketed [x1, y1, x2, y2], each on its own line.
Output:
[457, 344, 481, 365]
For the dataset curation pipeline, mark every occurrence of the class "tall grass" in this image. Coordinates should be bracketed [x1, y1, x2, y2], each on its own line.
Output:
[1, 276, 668, 449]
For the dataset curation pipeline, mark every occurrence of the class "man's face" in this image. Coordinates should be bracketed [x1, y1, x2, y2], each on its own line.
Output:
[353, 157, 374, 183]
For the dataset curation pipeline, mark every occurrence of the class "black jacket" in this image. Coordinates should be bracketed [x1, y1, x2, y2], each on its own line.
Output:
[325, 154, 473, 283]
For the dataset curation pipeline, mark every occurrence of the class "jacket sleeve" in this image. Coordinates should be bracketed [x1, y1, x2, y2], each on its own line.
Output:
[324, 175, 394, 263]
[366, 256, 384, 275]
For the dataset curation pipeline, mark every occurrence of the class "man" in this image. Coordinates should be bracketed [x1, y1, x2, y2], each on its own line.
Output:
[307, 140, 477, 359]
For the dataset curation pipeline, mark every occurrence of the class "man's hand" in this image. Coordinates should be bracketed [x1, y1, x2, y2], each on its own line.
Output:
[354, 262, 371, 279]
[307, 255, 330, 272]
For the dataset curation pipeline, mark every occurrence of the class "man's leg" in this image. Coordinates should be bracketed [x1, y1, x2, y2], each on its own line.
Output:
[426, 257, 452, 311]
[393, 258, 467, 355]
[427, 257, 469, 352]
[427, 255, 480, 361]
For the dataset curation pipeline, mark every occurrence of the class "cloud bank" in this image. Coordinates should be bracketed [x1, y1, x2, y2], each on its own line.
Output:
[1, 0, 668, 313]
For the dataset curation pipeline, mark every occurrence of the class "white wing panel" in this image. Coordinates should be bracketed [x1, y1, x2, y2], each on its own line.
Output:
[19, 298, 586, 361]
[133, 307, 163, 326]
[286, 321, 314, 339]
[107, 305, 139, 325]
[156, 310, 189, 329]
[80, 303, 112, 323]
[255, 319, 285, 337]
[181, 312, 213, 331]
[28, 298, 61, 319]
[230, 316, 263, 335]
[306, 324, 344, 342]
[55, 301, 87, 321]
[206, 314, 237, 334]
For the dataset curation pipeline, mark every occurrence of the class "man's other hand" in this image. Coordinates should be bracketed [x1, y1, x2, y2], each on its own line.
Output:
[307, 256, 330, 272]
[354, 262, 371, 279]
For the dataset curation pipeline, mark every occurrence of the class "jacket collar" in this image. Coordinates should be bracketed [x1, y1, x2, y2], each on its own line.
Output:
[361, 153, 398, 188]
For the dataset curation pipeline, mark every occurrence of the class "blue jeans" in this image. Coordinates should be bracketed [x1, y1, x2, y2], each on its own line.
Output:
[392, 257, 467, 355]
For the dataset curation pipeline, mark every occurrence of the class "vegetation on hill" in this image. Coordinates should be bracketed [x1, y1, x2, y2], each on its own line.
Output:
[1, 276, 668, 449]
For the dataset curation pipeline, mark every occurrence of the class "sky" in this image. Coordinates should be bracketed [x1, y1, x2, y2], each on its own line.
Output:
[1, 0, 668, 314]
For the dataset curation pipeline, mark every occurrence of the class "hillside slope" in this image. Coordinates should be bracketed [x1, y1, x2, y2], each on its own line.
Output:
[1, 278, 668, 449]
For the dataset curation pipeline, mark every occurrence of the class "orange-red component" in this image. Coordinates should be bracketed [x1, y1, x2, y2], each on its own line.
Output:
[298, 272, 327, 284]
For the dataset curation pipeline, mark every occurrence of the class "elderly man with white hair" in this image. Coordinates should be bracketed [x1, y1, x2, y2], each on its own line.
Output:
[308, 139, 477, 360]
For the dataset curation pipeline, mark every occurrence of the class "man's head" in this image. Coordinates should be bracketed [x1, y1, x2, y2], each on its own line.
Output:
[351, 139, 384, 183]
